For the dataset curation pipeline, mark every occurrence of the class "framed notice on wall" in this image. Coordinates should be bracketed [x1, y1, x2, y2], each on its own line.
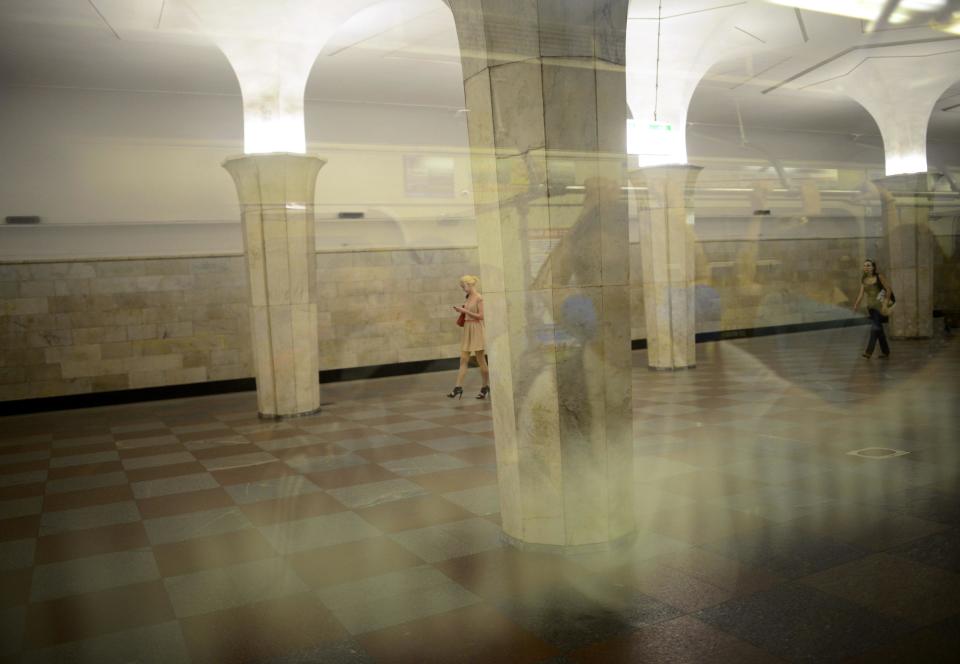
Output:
[403, 155, 455, 198]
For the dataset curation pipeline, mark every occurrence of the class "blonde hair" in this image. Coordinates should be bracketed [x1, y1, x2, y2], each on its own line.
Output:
[459, 275, 479, 287]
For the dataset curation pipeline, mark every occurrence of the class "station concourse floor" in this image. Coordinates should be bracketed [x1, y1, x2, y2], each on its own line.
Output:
[1, 327, 958, 663]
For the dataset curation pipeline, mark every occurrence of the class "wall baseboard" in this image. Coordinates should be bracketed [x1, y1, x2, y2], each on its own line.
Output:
[0, 315, 920, 416]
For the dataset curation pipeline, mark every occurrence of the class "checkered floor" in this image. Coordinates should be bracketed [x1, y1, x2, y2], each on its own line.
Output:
[1, 327, 958, 663]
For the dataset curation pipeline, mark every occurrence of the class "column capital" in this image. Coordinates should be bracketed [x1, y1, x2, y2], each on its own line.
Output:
[873, 171, 935, 208]
[222, 153, 326, 207]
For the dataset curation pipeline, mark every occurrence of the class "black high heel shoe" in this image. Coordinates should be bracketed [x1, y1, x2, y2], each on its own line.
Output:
[447, 386, 463, 399]
[476, 386, 490, 400]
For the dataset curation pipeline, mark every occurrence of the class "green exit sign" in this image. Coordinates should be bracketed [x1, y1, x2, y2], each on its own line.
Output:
[648, 122, 673, 131]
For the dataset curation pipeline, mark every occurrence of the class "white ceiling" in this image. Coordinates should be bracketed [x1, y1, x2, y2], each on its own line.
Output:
[0, 0, 958, 141]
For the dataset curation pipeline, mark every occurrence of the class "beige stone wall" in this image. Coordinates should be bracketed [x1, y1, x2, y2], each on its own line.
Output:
[0, 248, 476, 401]
[2, 236, 956, 401]
[0, 257, 252, 401]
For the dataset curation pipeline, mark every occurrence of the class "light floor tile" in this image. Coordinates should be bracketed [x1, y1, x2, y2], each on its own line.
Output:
[131, 473, 219, 500]
[316, 565, 480, 635]
[45, 472, 127, 495]
[259, 512, 380, 554]
[122, 451, 195, 471]
[335, 435, 410, 452]
[115, 435, 181, 450]
[20, 620, 190, 664]
[442, 485, 500, 516]
[30, 549, 159, 602]
[164, 558, 306, 618]
[0, 470, 48, 488]
[0, 606, 25, 656]
[0, 495, 43, 520]
[39, 501, 141, 536]
[0, 538, 36, 571]
[199, 452, 277, 471]
[284, 453, 368, 474]
[144, 507, 252, 545]
[388, 518, 503, 563]
[49, 451, 120, 469]
[420, 435, 493, 452]
[327, 479, 429, 510]
[224, 475, 321, 505]
[379, 454, 470, 477]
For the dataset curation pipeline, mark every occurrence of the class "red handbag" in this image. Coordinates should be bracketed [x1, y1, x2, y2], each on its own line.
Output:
[456, 312, 466, 327]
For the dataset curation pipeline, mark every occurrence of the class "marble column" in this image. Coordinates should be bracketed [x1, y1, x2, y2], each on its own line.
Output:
[446, 0, 634, 551]
[875, 173, 933, 339]
[223, 154, 325, 418]
[629, 165, 701, 370]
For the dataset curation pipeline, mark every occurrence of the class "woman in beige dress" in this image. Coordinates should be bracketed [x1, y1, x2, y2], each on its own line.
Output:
[448, 275, 490, 399]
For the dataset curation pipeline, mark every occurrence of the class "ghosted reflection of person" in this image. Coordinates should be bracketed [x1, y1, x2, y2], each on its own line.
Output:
[852, 259, 893, 359]
[448, 275, 490, 400]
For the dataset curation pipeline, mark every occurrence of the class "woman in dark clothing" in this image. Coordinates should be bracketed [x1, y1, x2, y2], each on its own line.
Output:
[852, 259, 893, 359]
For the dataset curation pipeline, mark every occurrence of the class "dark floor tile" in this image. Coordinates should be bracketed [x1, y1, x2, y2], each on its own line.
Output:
[843, 612, 960, 664]
[496, 582, 681, 652]
[113, 429, 170, 442]
[34, 521, 150, 565]
[0, 515, 40, 543]
[179, 592, 346, 664]
[395, 427, 471, 443]
[49, 442, 116, 458]
[240, 492, 346, 526]
[358, 603, 557, 664]
[787, 504, 950, 552]
[0, 459, 49, 476]
[0, 567, 32, 609]
[356, 495, 474, 533]
[887, 527, 960, 573]
[647, 505, 771, 546]
[42, 484, 134, 513]
[569, 615, 782, 664]
[696, 582, 912, 663]
[22, 580, 174, 649]
[306, 464, 398, 490]
[436, 549, 589, 601]
[287, 537, 424, 588]
[608, 559, 736, 613]
[152, 527, 277, 577]
[0, 482, 45, 502]
[802, 553, 960, 626]
[701, 524, 867, 579]
[46, 461, 123, 481]
[260, 639, 374, 664]
[190, 442, 262, 461]
[411, 467, 497, 494]
[136, 487, 234, 520]
[354, 443, 436, 464]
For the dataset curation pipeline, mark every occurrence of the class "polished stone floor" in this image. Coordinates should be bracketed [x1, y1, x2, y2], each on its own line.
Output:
[1, 327, 958, 663]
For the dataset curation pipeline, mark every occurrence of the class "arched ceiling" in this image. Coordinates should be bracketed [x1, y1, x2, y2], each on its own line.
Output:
[0, 0, 957, 142]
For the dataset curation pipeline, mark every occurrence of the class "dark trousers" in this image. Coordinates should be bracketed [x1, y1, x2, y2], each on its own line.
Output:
[865, 308, 890, 356]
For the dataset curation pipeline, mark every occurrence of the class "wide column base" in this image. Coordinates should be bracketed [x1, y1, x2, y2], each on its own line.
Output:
[223, 154, 326, 418]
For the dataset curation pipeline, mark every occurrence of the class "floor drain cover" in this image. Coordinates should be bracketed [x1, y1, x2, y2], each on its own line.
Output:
[846, 447, 910, 459]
